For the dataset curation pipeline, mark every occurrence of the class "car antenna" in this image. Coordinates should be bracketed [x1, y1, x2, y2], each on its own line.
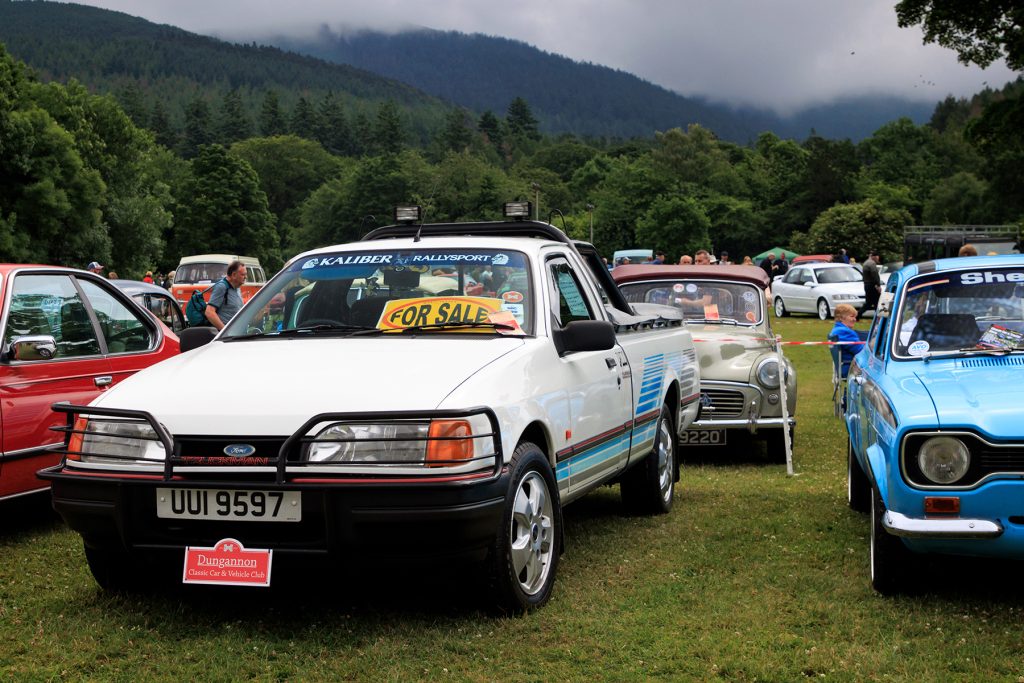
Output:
[548, 209, 568, 235]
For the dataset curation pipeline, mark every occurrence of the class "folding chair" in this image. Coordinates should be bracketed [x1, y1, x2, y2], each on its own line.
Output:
[828, 332, 846, 417]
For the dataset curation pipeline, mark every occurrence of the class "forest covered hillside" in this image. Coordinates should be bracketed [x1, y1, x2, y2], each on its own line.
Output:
[266, 26, 936, 142]
[0, 0, 450, 140]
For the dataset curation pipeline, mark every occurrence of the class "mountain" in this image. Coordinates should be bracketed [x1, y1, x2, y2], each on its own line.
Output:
[264, 26, 936, 142]
[0, 0, 448, 138]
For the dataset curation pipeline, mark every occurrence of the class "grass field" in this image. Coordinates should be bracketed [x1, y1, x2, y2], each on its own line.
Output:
[3, 314, 1024, 681]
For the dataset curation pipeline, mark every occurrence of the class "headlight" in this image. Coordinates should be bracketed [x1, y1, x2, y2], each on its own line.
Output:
[307, 422, 429, 463]
[756, 358, 781, 388]
[917, 436, 970, 484]
[306, 413, 496, 467]
[69, 418, 166, 465]
[833, 294, 859, 301]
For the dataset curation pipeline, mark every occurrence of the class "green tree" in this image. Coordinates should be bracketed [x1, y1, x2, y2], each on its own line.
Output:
[801, 200, 910, 263]
[316, 92, 353, 156]
[506, 97, 540, 141]
[440, 108, 473, 153]
[148, 100, 177, 149]
[635, 195, 711, 260]
[0, 50, 107, 266]
[217, 89, 252, 144]
[33, 78, 178, 275]
[258, 90, 287, 137]
[181, 95, 213, 158]
[372, 100, 406, 155]
[290, 96, 318, 140]
[896, 0, 1024, 69]
[922, 171, 992, 224]
[172, 144, 280, 269]
[477, 110, 504, 150]
[230, 135, 345, 252]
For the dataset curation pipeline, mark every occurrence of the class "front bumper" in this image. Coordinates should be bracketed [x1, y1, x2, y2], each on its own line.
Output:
[40, 402, 509, 565]
[42, 466, 510, 563]
[883, 510, 1004, 539]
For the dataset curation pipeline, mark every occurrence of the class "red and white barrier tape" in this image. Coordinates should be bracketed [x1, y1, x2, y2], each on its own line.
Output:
[691, 337, 862, 345]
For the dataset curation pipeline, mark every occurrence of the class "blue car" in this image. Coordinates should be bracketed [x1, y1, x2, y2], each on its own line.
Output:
[846, 255, 1024, 593]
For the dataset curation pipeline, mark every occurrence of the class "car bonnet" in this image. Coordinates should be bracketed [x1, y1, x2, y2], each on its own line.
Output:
[92, 337, 525, 435]
[914, 361, 1024, 435]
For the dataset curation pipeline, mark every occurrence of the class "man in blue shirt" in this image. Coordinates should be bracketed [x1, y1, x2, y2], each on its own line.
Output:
[204, 260, 247, 330]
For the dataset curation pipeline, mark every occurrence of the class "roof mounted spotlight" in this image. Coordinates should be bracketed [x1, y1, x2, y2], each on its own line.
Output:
[503, 201, 532, 220]
[394, 205, 422, 224]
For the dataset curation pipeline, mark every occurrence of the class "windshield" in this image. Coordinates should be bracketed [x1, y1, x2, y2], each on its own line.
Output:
[618, 280, 764, 324]
[815, 266, 861, 284]
[894, 267, 1024, 357]
[223, 248, 533, 338]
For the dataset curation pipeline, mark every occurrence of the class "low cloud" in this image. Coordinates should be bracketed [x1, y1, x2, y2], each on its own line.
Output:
[71, 0, 1017, 114]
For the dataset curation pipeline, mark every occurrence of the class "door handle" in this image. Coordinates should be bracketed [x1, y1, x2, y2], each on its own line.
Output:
[94, 375, 113, 388]
[605, 357, 617, 369]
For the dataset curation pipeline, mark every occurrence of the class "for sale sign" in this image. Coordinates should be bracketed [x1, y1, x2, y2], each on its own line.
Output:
[182, 538, 272, 587]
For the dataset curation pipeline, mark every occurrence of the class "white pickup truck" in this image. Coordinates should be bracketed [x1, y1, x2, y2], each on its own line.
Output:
[42, 216, 699, 612]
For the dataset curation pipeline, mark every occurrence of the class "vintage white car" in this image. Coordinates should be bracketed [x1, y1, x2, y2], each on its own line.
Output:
[42, 214, 700, 613]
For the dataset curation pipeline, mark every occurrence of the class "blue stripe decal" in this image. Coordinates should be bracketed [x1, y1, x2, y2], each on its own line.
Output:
[556, 433, 631, 482]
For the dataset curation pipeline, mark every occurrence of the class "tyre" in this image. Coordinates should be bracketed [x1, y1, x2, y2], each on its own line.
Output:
[774, 297, 788, 318]
[84, 543, 140, 592]
[847, 435, 870, 513]
[870, 486, 916, 595]
[620, 404, 676, 515]
[817, 298, 831, 320]
[487, 442, 562, 614]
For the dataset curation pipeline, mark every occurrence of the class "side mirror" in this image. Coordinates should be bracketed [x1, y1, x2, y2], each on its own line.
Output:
[803, 281, 816, 287]
[556, 320, 616, 355]
[179, 326, 218, 353]
[8, 335, 57, 361]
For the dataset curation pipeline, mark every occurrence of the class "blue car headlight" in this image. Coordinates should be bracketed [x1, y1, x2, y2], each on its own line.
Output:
[917, 436, 970, 484]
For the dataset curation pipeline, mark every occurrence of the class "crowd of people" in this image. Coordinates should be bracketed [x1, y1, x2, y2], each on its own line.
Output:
[85, 260, 176, 289]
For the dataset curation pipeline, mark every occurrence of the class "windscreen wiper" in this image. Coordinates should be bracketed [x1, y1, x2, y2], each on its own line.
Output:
[396, 321, 519, 334]
[223, 323, 382, 341]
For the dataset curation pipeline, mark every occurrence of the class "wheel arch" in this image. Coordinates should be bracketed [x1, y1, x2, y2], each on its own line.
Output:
[516, 421, 554, 469]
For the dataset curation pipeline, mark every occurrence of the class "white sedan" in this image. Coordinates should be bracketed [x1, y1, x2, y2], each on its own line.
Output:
[772, 263, 865, 319]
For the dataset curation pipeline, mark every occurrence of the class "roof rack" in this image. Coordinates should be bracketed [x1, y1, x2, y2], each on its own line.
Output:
[362, 220, 573, 245]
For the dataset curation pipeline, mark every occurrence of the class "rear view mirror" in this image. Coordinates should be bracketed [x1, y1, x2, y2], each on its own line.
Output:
[556, 320, 616, 356]
[8, 335, 57, 361]
[179, 326, 217, 353]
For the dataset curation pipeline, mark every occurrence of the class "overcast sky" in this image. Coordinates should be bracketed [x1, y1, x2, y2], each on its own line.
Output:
[70, 0, 1017, 114]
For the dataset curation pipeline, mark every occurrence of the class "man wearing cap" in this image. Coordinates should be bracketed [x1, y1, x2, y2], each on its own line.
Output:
[719, 251, 732, 265]
[87, 261, 104, 275]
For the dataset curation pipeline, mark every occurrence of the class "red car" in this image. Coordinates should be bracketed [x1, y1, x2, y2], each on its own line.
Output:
[0, 265, 179, 501]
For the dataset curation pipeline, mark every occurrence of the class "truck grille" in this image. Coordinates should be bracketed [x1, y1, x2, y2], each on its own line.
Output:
[700, 389, 745, 418]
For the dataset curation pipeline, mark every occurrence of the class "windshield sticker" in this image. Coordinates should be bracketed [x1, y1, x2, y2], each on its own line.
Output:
[502, 291, 524, 303]
[492, 253, 510, 265]
[40, 296, 62, 315]
[501, 302, 525, 320]
[960, 271, 1024, 285]
[685, 284, 698, 293]
[673, 283, 686, 293]
[977, 324, 1024, 350]
[703, 303, 720, 320]
[745, 311, 757, 322]
[488, 310, 524, 335]
[742, 291, 757, 302]
[908, 340, 930, 356]
[378, 296, 506, 332]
